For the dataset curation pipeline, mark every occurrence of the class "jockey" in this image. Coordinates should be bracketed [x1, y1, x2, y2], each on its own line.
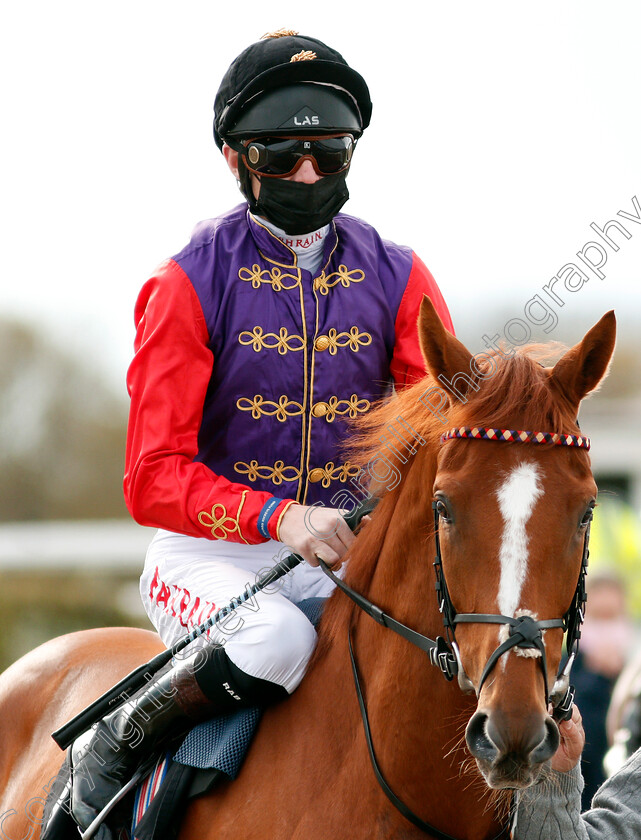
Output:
[68, 29, 454, 835]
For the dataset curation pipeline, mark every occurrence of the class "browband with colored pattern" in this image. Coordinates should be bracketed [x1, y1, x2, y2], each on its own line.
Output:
[441, 426, 590, 450]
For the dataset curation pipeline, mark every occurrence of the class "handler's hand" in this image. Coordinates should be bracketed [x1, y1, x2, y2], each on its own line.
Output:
[550, 704, 585, 773]
[278, 504, 355, 570]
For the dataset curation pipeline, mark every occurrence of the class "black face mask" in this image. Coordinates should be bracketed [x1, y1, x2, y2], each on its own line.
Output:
[254, 173, 349, 236]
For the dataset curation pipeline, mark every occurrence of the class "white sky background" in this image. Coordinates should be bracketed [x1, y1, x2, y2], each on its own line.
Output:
[1, 1, 640, 395]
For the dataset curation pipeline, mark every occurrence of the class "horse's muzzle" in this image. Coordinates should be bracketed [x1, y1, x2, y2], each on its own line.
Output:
[465, 709, 560, 789]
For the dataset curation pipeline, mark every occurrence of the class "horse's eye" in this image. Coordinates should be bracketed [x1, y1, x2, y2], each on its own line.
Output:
[435, 499, 450, 522]
[580, 503, 595, 528]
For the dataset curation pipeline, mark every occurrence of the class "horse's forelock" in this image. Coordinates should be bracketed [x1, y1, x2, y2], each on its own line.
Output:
[453, 345, 580, 434]
[346, 343, 580, 473]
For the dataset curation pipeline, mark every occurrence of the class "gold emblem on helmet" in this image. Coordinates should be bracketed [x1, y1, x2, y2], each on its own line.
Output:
[248, 145, 260, 165]
[261, 29, 299, 39]
[290, 50, 317, 62]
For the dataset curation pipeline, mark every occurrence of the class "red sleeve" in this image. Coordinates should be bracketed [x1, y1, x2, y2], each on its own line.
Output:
[389, 253, 455, 388]
[123, 259, 293, 544]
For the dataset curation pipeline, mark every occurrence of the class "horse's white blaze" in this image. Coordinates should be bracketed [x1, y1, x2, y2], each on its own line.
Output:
[496, 462, 544, 622]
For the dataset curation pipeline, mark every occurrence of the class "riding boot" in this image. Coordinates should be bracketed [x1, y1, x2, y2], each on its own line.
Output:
[69, 643, 288, 837]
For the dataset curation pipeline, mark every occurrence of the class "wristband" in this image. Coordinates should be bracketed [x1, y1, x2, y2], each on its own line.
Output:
[257, 497, 285, 539]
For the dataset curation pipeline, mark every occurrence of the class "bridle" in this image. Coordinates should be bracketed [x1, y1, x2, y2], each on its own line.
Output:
[319, 425, 592, 840]
[433, 425, 590, 707]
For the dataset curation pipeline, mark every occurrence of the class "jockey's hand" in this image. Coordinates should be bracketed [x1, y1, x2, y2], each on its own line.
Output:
[550, 703, 585, 773]
[278, 504, 355, 570]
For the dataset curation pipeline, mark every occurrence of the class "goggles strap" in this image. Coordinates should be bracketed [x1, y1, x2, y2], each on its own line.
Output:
[236, 155, 261, 214]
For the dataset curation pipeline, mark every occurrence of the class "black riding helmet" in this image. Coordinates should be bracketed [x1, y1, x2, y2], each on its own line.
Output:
[213, 30, 372, 148]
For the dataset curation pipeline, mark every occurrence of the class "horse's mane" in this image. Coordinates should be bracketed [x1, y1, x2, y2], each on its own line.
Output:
[313, 343, 581, 659]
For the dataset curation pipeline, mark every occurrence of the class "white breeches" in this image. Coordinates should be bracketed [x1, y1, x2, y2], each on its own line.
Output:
[140, 530, 338, 694]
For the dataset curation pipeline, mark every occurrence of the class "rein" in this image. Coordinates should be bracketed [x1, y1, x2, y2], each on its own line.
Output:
[319, 425, 591, 839]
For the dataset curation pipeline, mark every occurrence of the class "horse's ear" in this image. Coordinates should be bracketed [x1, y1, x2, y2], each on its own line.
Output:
[418, 295, 474, 399]
[549, 310, 616, 409]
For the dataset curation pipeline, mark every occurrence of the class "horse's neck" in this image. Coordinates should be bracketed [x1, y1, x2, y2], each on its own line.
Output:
[294, 501, 505, 839]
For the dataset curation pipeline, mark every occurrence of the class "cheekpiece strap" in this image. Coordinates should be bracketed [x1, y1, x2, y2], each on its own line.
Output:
[441, 427, 590, 450]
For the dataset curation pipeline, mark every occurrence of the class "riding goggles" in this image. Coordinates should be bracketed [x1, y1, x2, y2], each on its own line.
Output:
[240, 135, 355, 178]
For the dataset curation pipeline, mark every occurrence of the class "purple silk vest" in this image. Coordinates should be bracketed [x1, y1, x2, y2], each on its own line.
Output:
[172, 205, 413, 507]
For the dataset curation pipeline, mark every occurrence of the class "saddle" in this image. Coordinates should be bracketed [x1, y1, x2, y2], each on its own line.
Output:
[41, 598, 326, 840]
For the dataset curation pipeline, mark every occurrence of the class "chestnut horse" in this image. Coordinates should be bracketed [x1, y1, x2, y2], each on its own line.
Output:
[0, 300, 616, 840]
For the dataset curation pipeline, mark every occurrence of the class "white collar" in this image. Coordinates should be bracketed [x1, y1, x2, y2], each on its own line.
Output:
[257, 217, 330, 267]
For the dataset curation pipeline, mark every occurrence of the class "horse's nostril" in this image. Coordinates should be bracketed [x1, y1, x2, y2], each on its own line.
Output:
[467, 712, 559, 770]
[531, 716, 560, 764]
[465, 712, 498, 763]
